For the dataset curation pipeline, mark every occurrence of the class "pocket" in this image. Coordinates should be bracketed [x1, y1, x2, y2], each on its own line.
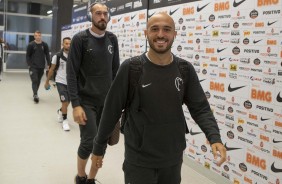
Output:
[140, 123, 186, 158]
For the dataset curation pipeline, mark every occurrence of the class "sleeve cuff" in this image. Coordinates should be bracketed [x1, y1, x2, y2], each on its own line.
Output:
[92, 138, 106, 156]
[71, 100, 80, 108]
[208, 134, 222, 145]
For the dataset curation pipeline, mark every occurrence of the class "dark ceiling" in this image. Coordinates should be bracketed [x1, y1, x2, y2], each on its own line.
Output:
[9, 0, 89, 6]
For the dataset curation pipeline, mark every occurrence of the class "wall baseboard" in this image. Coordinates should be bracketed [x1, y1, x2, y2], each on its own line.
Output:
[183, 156, 232, 184]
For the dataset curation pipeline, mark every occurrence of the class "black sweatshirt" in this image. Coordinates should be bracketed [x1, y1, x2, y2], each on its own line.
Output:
[67, 29, 120, 108]
[93, 53, 222, 168]
[26, 41, 50, 68]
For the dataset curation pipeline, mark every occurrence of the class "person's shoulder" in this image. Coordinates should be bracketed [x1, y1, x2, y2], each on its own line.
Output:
[106, 31, 117, 39]
[74, 29, 88, 38]
[42, 41, 49, 47]
[28, 41, 35, 46]
[175, 55, 193, 67]
[71, 30, 89, 44]
[121, 55, 143, 68]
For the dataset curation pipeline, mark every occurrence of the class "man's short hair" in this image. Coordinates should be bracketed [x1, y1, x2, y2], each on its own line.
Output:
[63, 37, 71, 42]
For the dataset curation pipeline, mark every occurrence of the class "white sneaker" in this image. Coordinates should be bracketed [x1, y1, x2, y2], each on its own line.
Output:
[57, 109, 63, 123]
[62, 119, 70, 131]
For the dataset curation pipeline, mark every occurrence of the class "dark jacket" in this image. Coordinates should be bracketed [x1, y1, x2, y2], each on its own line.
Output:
[67, 29, 120, 108]
[26, 41, 50, 68]
[93, 53, 222, 168]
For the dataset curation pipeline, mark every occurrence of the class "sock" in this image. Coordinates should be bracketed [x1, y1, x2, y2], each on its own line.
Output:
[86, 179, 95, 183]
[63, 114, 67, 120]
[77, 175, 87, 181]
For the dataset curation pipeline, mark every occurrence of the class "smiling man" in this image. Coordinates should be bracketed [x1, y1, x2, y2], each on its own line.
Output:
[91, 13, 226, 184]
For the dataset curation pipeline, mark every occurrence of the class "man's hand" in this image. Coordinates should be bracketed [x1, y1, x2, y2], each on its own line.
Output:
[91, 154, 103, 169]
[73, 106, 87, 125]
[211, 143, 226, 166]
[44, 82, 51, 90]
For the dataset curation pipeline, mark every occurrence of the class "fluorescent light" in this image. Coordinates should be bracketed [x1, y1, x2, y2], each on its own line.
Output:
[47, 10, 52, 14]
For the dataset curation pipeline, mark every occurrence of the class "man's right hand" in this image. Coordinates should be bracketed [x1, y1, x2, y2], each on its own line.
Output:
[44, 82, 50, 90]
[73, 106, 87, 125]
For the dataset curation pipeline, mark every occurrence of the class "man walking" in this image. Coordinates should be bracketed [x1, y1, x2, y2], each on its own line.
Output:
[45, 37, 71, 131]
[26, 30, 50, 103]
[91, 13, 226, 184]
[67, 2, 120, 184]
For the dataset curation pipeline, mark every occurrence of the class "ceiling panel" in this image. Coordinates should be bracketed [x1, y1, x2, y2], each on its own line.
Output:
[8, 0, 89, 6]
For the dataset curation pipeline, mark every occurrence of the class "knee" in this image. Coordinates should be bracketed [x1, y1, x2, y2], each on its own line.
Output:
[78, 138, 94, 159]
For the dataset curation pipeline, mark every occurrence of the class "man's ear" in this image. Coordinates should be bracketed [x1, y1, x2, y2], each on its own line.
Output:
[144, 30, 147, 38]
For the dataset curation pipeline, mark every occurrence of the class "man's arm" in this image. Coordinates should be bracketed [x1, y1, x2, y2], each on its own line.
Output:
[183, 62, 221, 144]
[112, 34, 120, 80]
[44, 55, 57, 89]
[26, 42, 33, 67]
[67, 33, 83, 108]
[183, 61, 226, 165]
[92, 60, 130, 156]
[43, 42, 51, 66]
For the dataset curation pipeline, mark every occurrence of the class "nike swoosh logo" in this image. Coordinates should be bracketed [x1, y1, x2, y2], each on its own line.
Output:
[196, 152, 202, 155]
[199, 79, 206, 82]
[142, 83, 151, 88]
[260, 117, 270, 121]
[169, 8, 179, 15]
[217, 48, 227, 53]
[233, 0, 246, 7]
[148, 12, 156, 18]
[271, 162, 282, 173]
[118, 17, 122, 22]
[220, 57, 226, 61]
[190, 128, 203, 136]
[224, 143, 242, 151]
[204, 25, 209, 29]
[228, 84, 246, 92]
[273, 139, 282, 143]
[277, 92, 282, 102]
[267, 20, 278, 26]
[253, 39, 262, 44]
[131, 14, 136, 20]
[197, 3, 210, 12]
[140, 45, 144, 47]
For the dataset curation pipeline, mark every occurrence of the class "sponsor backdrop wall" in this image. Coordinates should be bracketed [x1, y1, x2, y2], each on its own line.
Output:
[65, 0, 282, 183]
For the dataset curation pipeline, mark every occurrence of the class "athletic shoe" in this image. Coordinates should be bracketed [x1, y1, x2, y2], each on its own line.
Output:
[33, 95, 39, 103]
[57, 109, 63, 123]
[86, 179, 97, 184]
[75, 175, 87, 184]
[62, 119, 70, 131]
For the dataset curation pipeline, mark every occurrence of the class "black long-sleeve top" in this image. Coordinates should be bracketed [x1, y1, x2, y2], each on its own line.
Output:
[93, 53, 222, 168]
[26, 41, 50, 68]
[67, 29, 120, 108]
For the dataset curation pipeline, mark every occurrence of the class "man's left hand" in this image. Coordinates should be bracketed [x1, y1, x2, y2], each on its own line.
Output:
[91, 154, 104, 169]
[211, 143, 226, 166]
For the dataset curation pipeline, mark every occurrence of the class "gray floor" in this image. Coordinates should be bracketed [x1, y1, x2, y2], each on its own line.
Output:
[0, 72, 216, 184]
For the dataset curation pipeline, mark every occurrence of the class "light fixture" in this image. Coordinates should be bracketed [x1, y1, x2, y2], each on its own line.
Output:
[47, 10, 52, 14]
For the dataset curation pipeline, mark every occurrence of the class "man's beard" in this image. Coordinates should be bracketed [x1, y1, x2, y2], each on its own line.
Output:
[93, 20, 107, 31]
[148, 38, 174, 54]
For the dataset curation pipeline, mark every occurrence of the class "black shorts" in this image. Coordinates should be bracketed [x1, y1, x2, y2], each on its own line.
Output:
[56, 83, 70, 102]
[123, 161, 182, 184]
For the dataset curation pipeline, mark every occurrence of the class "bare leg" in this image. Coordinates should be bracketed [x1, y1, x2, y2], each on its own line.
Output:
[61, 101, 69, 115]
[88, 165, 99, 179]
[77, 155, 88, 177]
